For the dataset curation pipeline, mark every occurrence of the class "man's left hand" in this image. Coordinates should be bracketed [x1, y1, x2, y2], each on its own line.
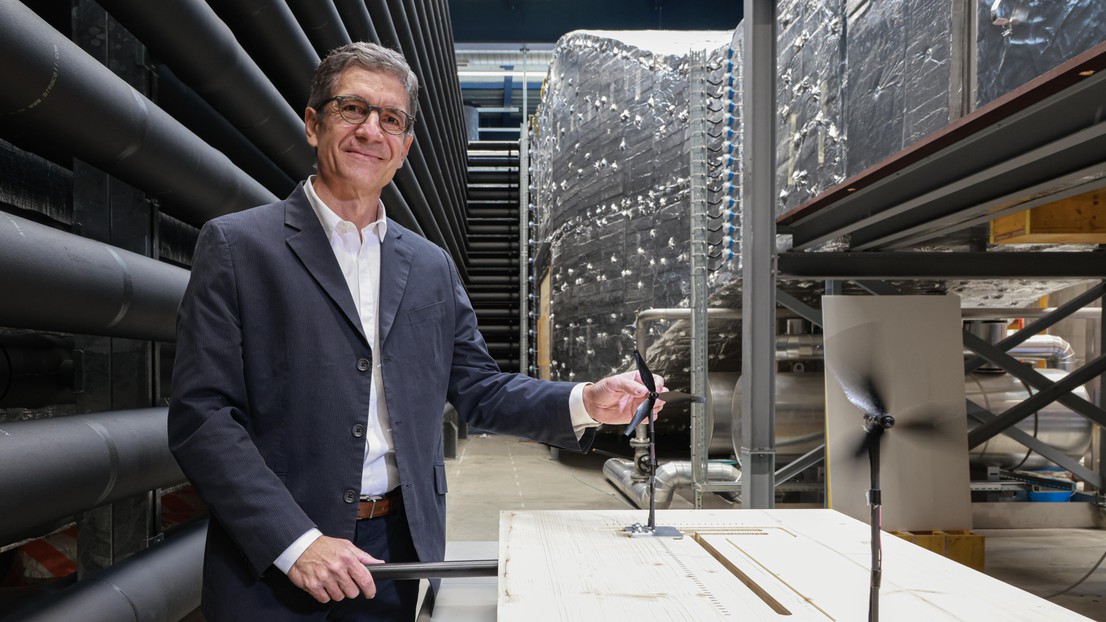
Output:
[582, 370, 666, 426]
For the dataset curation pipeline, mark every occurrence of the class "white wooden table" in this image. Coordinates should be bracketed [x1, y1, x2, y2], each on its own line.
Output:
[493, 509, 1092, 621]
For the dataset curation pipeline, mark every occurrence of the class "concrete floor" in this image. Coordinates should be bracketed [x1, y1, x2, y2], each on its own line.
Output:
[445, 433, 1106, 621]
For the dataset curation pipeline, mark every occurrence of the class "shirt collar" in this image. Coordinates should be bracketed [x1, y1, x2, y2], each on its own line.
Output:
[304, 176, 389, 242]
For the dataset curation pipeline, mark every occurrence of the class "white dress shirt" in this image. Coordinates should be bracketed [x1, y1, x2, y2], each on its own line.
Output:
[274, 179, 597, 573]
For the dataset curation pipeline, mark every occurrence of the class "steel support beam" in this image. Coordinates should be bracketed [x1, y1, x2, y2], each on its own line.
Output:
[965, 331, 1106, 446]
[774, 444, 824, 487]
[966, 400, 1102, 488]
[778, 251, 1106, 279]
[776, 288, 822, 327]
[964, 282, 1106, 374]
[689, 50, 710, 508]
[739, 0, 776, 509]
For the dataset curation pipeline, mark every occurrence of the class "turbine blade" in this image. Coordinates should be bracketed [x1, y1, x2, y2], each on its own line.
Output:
[632, 349, 656, 393]
[623, 397, 656, 436]
[656, 391, 705, 404]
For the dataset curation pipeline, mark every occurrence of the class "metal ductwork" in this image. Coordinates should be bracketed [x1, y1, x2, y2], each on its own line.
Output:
[0, 212, 187, 343]
[6, 520, 205, 622]
[157, 67, 297, 197]
[0, 408, 184, 543]
[287, 0, 352, 58]
[0, 1, 276, 226]
[96, 0, 315, 180]
[603, 458, 741, 509]
[206, 0, 318, 110]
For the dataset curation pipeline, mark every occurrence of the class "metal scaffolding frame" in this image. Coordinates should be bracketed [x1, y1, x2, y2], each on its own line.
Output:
[734, 15, 1106, 506]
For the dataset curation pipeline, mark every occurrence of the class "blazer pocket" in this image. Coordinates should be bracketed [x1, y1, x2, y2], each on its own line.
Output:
[434, 462, 448, 495]
[408, 300, 445, 326]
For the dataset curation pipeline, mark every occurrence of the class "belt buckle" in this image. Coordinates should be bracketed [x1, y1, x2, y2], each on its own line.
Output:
[361, 495, 383, 519]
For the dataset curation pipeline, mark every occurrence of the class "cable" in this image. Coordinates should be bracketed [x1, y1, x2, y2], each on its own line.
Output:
[1044, 547, 1106, 599]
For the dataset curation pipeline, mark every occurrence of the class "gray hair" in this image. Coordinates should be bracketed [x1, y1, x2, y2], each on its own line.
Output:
[308, 42, 419, 126]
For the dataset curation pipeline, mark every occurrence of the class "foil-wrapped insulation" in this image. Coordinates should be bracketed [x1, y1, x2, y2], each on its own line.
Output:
[531, 31, 732, 383]
[776, 0, 847, 215]
[977, 0, 1106, 107]
[843, 0, 956, 179]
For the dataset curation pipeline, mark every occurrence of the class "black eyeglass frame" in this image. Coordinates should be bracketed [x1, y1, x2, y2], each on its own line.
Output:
[315, 95, 416, 135]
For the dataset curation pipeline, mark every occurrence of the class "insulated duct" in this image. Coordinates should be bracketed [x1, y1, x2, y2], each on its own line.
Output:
[0, 212, 187, 342]
[6, 520, 205, 622]
[287, 0, 352, 58]
[603, 458, 741, 509]
[366, 1, 462, 258]
[157, 67, 296, 197]
[0, 1, 276, 226]
[206, 0, 318, 110]
[0, 408, 183, 544]
[96, 0, 315, 180]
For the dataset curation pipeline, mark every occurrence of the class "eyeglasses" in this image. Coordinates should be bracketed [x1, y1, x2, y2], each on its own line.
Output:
[317, 95, 415, 135]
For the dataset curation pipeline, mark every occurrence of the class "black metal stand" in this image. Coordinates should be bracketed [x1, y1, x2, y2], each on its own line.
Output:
[866, 435, 882, 622]
[626, 406, 683, 539]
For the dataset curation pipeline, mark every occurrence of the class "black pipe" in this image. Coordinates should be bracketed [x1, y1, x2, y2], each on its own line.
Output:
[0, 333, 76, 408]
[6, 520, 205, 622]
[382, 181, 424, 236]
[0, 408, 184, 544]
[97, 0, 314, 180]
[157, 67, 296, 197]
[364, 2, 463, 268]
[386, 0, 458, 208]
[391, 0, 467, 245]
[206, 0, 319, 111]
[333, 0, 381, 44]
[0, 1, 277, 226]
[0, 212, 187, 342]
[287, 0, 352, 58]
[431, 0, 472, 204]
[411, 0, 469, 222]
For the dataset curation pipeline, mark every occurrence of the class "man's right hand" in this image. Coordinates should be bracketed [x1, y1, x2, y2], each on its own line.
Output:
[288, 535, 380, 603]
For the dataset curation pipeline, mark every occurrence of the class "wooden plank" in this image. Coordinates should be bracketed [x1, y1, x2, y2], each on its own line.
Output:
[990, 191, 1106, 244]
[497, 509, 1093, 621]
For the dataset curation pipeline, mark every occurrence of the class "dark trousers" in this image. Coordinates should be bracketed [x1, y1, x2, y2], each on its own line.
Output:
[326, 506, 421, 621]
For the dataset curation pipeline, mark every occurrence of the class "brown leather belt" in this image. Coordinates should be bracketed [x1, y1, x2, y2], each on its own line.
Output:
[357, 489, 401, 520]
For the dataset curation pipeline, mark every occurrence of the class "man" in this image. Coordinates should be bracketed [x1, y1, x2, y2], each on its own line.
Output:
[168, 42, 664, 621]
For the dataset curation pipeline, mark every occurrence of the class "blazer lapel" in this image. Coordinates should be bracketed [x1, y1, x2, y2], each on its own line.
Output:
[378, 220, 413, 345]
[283, 187, 369, 346]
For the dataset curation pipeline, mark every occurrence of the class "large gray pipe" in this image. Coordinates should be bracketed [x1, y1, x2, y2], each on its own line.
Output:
[158, 66, 296, 197]
[206, 0, 319, 110]
[97, 0, 314, 180]
[287, 0, 352, 58]
[603, 458, 741, 509]
[0, 1, 276, 226]
[7, 520, 205, 622]
[0, 408, 183, 544]
[0, 212, 187, 343]
[388, 0, 467, 246]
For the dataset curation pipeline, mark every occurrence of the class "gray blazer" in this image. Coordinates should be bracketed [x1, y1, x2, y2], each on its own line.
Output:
[168, 185, 592, 618]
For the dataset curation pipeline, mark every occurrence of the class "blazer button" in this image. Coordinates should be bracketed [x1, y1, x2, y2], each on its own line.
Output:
[352, 423, 366, 438]
[343, 489, 357, 504]
[356, 358, 370, 372]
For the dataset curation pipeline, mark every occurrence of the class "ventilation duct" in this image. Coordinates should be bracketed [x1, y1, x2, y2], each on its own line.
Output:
[0, 212, 188, 342]
[0, 0, 276, 226]
[0, 408, 183, 544]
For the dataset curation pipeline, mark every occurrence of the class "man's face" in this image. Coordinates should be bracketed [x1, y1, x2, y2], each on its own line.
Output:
[305, 67, 414, 199]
